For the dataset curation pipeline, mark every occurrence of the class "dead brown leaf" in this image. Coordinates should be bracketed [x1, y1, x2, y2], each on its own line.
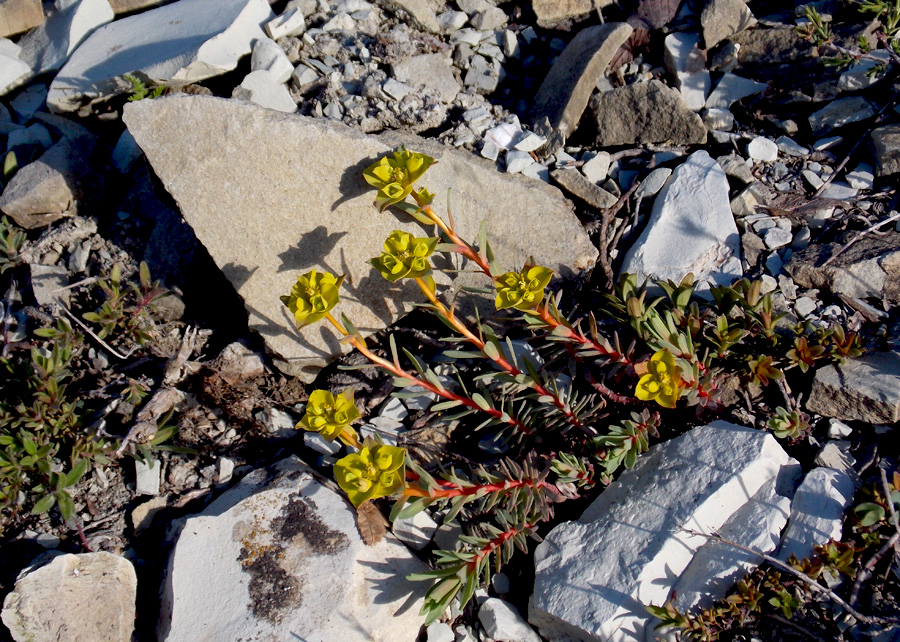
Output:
[356, 500, 388, 546]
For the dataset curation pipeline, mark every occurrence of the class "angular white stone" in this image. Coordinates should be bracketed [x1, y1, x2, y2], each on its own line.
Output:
[777, 467, 855, 562]
[436, 10, 467, 33]
[265, 6, 305, 39]
[134, 457, 161, 495]
[480, 598, 541, 642]
[670, 470, 799, 613]
[512, 130, 545, 152]
[233, 70, 296, 113]
[392, 509, 439, 550]
[776, 136, 808, 157]
[618, 150, 742, 297]
[635, 167, 671, 198]
[250, 36, 294, 83]
[763, 226, 793, 249]
[747, 136, 777, 162]
[2, 552, 137, 642]
[530, 422, 794, 642]
[705, 72, 767, 109]
[160, 456, 427, 641]
[703, 106, 734, 131]
[0, 38, 31, 96]
[47, 0, 274, 112]
[845, 163, 874, 190]
[391, 53, 461, 104]
[505, 149, 534, 173]
[581, 150, 611, 183]
[427, 622, 455, 642]
[16, 0, 114, 89]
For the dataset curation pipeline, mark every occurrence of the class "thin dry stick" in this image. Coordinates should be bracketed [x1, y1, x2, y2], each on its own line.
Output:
[680, 528, 900, 626]
[822, 210, 900, 268]
[55, 298, 135, 360]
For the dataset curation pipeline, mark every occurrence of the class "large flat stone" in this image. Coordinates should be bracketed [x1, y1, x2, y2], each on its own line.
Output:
[160, 456, 427, 641]
[871, 123, 900, 176]
[123, 95, 597, 380]
[777, 467, 855, 563]
[618, 150, 741, 295]
[47, 0, 273, 112]
[2, 552, 137, 642]
[531, 0, 599, 27]
[806, 351, 900, 424]
[529, 421, 795, 642]
[531, 22, 633, 140]
[589, 79, 707, 146]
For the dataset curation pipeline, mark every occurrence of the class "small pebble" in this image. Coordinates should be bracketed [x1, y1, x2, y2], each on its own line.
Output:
[426, 622, 454, 642]
[794, 296, 817, 318]
[747, 136, 778, 162]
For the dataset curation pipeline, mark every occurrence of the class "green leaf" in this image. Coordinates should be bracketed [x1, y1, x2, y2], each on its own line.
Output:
[32, 494, 56, 514]
[66, 459, 90, 487]
[56, 489, 75, 520]
[22, 438, 37, 455]
[431, 399, 463, 411]
[855, 502, 885, 527]
[472, 393, 492, 410]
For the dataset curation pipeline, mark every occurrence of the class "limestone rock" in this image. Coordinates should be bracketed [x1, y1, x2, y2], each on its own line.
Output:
[47, 0, 274, 112]
[123, 95, 597, 380]
[529, 421, 796, 642]
[550, 168, 617, 208]
[785, 231, 900, 303]
[806, 351, 900, 424]
[704, 72, 767, 109]
[589, 80, 707, 146]
[0, 36, 30, 95]
[479, 598, 541, 642]
[0, 0, 43, 37]
[777, 467, 855, 562]
[701, 0, 756, 49]
[871, 123, 900, 176]
[0, 137, 97, 229]
[618, 150, 741, 296]
[391, 53, 460, 104]
[531, 0, 598, 27]
[233, 69, 297, 112]
[808, 96, 876, 138]
[15, 0, 114, 89]
[374, 0, 441, 33]
[159, 456, 427, 641]
[663, 32, 710, 111]
[531, 22, 633, 140]
[1, 552, 137, 642]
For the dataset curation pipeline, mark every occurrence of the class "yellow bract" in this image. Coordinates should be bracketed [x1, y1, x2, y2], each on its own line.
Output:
[362, 146, 435, 211]
[494, 265, 553, 311]
[371, 230, 439, 282]
[635, 349, 683, 408]
[297, 389, 361, 440]
[280, 269, 343, 328]
[334, 440, 406, 507]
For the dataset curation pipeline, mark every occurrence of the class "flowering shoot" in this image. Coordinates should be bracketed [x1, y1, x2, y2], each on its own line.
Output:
[334, 440, 406, 507]
[362, 146, 435, 211]
[297, 389, 361, 441]
[281, 269, 343, 328]
[371, 230, 439, 282]
[494, 265, 553, 311]
[635, 349, 684, 409]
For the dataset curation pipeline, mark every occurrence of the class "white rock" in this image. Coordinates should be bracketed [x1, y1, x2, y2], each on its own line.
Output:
[470, 6, 506, 30]
[265, 6, 306, 39]
[0, 38, 31, 95]
[618, 150, 741, 297]
[802, 169, 824, 190]
[217, 457, 235, 484]
[250, 36, 294, 83]
[436, 10, 467, 33]
[48, 0, 274, 112]
[635, 167, 672, 198]
[776, 135, 808, 157]
[765, 251, 783, 276]
[813, 136, 842, 151]
[391, 53, 461, 104]
[392, 510, 439, 550]
[1, 552, 137, 642]
[828, 419, 853, 439]
[160, 456, 427, 641]
[530, 422, 794, 642]
[480, 138, 500, 160]
[111, 129, 143, 174]
[321, 12, 354, 33]
[427, 622, 455, 642]
[233, 70, 296, 113]
[794, 296, 817, 318]
[670, 470, 799, 613]
[382, 77, 413, 100]
[505, 149, 534, 174]
[484, 122, 519, 149]
[303, 431, 341, 455]
[763, 226, 792, 249]
[820, 181, 858, 200]
[520, 161, 549, 182]
[134, 457, 161, 495]
[479, 598, 541, 642]
[10, 83, 48, 121]
[838, 50, 892, 91]
[845, 163, 874, 190]
[500, 29, 519, 58]
[379, 396, 409, 422]
[747, 136, 778, 162]
[512, 130, 545, 152]
[777, 467, 855, 562]
[705, 72, 767, 109]
[703, 107, 733, 131]
[581, 150, 610, 183]
[15, 0, 115, 90]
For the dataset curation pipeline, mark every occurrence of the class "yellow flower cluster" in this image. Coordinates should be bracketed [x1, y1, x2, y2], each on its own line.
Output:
[362, 146, 435, 212]
[371, 230, 438, 282]
[334, 440, 406, 507]
[297, 389, 361, 441]
[280, 269, 342, 328]
[494, 265, 553, 311]
[635, 349, 683, 408]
